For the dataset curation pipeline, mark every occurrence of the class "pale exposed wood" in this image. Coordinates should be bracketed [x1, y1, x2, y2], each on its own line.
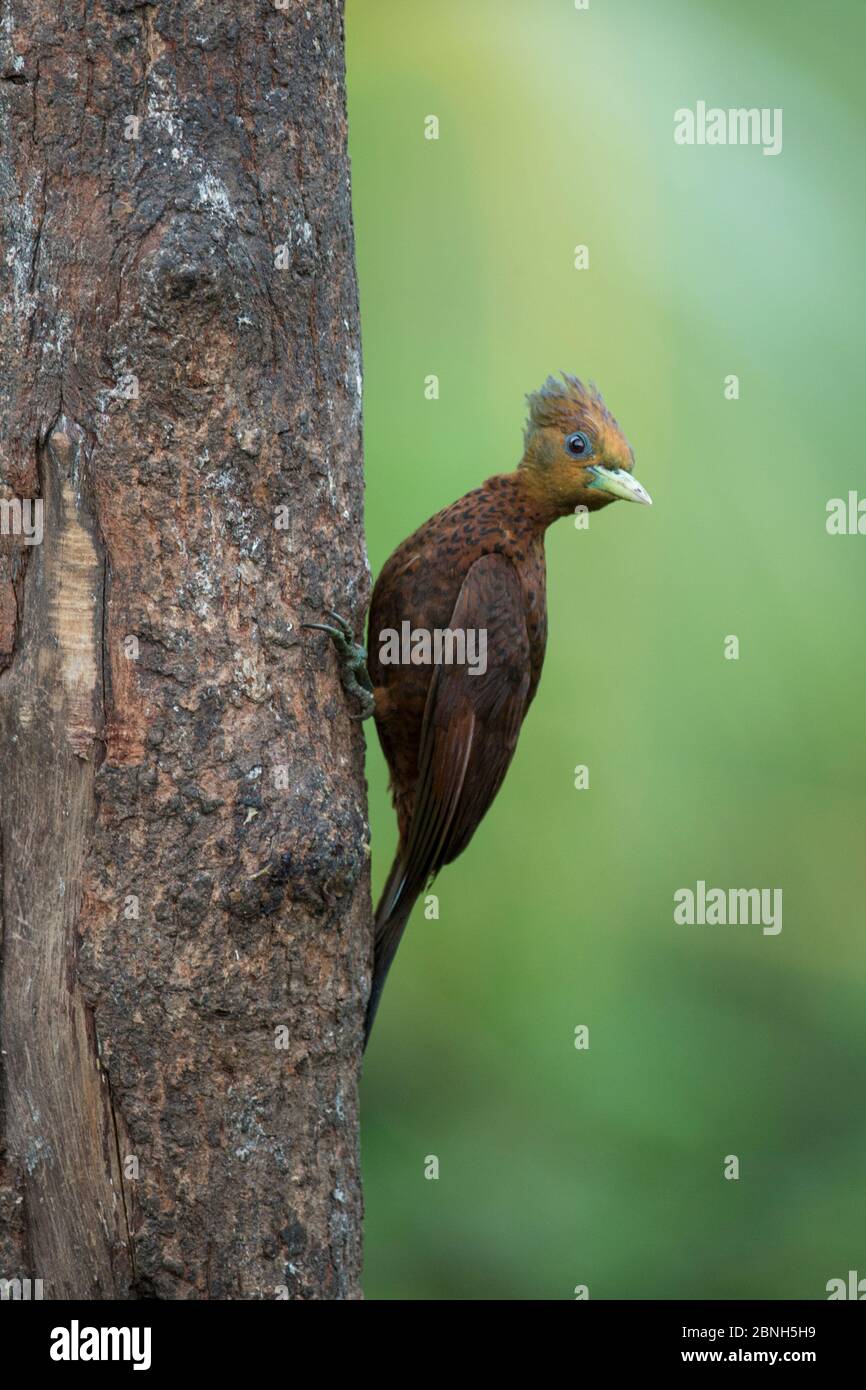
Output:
[1, 423, 129, 1295]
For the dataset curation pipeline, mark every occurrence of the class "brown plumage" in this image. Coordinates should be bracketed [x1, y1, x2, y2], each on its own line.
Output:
[309, 374, 652, 1045]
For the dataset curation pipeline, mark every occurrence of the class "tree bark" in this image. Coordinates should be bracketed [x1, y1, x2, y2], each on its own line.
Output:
[0, 0, 369, 1300]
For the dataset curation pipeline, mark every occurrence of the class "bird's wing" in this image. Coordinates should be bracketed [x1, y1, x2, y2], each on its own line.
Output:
[379, 552, 531, 924]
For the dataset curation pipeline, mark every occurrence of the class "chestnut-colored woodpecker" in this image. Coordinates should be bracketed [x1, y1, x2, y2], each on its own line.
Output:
[304, 374, 651, 1047]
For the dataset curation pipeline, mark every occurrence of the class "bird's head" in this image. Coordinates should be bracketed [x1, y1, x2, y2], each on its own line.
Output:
[519, 373, 651, 514]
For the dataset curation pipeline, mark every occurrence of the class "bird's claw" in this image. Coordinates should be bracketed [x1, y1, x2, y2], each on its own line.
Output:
[302, 609, 375, 721]
[325, 610, 355, 640]
[349, 690, 376, 720]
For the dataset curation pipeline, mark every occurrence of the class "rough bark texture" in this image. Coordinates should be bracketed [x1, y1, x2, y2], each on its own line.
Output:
[0, 0, 370, 1300]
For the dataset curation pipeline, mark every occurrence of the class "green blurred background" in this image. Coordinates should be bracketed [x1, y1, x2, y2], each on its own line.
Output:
[345, 0, 866, 1299]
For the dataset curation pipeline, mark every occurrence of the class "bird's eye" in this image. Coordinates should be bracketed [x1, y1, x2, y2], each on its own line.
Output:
[565, 431, 592, 458]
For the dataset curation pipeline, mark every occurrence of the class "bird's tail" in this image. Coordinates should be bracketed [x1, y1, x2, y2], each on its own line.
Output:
[364, 852, 419, 1050]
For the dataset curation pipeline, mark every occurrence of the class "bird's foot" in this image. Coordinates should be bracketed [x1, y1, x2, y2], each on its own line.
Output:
[302, 610, 376, 720]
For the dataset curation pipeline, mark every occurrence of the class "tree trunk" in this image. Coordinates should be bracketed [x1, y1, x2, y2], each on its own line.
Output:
[0, 0, 369, 1300]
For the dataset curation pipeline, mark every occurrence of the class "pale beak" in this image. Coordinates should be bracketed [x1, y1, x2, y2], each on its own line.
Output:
[587, 464, 652, 506]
